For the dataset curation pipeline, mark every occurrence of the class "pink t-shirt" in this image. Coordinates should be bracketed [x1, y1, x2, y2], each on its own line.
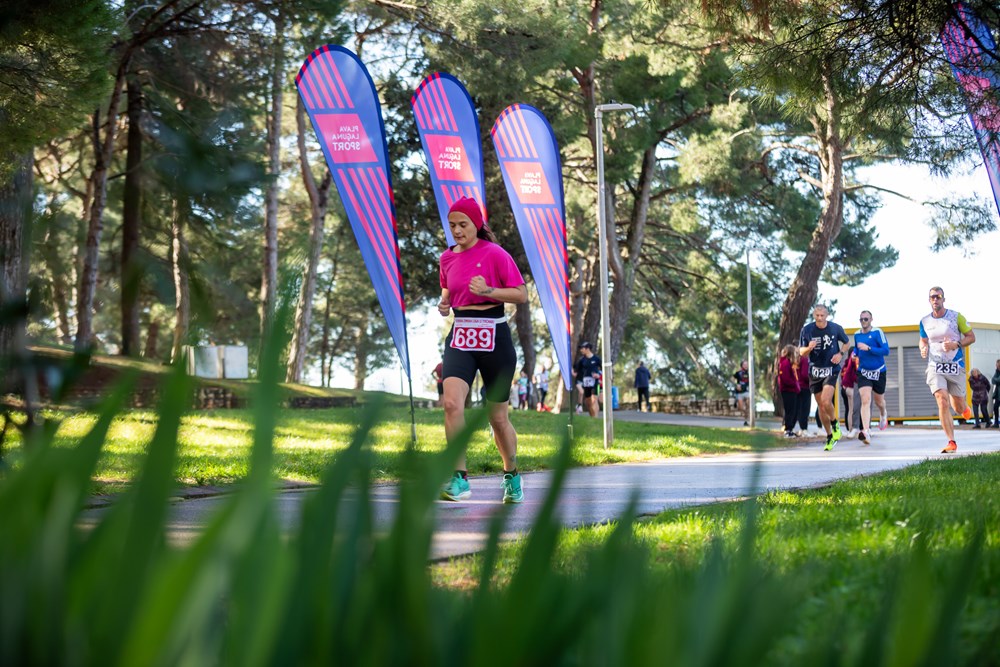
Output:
[439, 240, 524, 309]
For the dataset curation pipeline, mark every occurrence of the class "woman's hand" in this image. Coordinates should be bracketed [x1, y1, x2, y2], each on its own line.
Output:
[437, 292, 451, 316]
[469, 275, 493, 296]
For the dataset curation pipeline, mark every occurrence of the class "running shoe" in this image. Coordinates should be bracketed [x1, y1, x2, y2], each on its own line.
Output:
[846, 428, 857, 439]
[878, 413, 888, 431]
[830, 421, 842, 443]
[961, 407, 973, 421]
[441, 472, 471, 501]
[783, 431, 796, 438]
[502, 473, 524, 504]
[941, 440, 958, 454]
[824, 434, 836, 451]
[860, 430, 870, 445]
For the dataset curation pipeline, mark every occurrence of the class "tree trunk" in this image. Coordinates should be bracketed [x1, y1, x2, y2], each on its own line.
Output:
[319, 284, 333, 387]
[580, 274, 602, 356]
[569, 256, 588, 350]
[144, 318, 160, 360]
[353, 311, 370, 391]
[34, 195, 74, 345]
[170, 202, 190, 364]
[608, 146, 655, 365]
[52, 275, 72, 344]
[69, 178, 90, 340]
[76, 59, 128, 351]
[514, 300, 536, 378]
[774, 66, 846, 400]
[121, 71, 143, 356]
[287, 96, 332, 383]
[0, 151, 32, 383]
[259, 8, 284, 337]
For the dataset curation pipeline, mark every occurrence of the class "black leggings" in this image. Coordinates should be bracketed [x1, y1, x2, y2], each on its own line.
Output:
[973, 399, 990, 424]
[994, 396, 1000, 425]
[796, 390, 812, 431]
[781, 391, 798, 432]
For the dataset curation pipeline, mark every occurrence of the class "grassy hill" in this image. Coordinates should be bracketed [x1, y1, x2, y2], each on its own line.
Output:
[20, 345, 409, 409]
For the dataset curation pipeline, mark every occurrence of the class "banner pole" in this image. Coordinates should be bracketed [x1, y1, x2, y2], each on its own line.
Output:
[568, 395, 574, 441]
[407, 372, 417, 447]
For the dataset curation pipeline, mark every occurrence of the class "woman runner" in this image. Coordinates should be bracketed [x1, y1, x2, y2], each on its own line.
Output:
[437, 197, 528, 504]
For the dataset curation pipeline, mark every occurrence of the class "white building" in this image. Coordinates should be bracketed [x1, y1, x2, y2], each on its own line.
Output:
[844, 323, 999, 423]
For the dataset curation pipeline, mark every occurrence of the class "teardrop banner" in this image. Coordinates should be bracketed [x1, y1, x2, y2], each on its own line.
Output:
[295, 45, 410, 378]
[491, 104, 572, 391]
[411, 73, 488, 246]
[941, 3, 1000, 218]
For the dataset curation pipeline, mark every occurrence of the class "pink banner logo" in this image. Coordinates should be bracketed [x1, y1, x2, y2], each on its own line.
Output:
[314, 113, 378, 164]
[504, 161, 555, 205]
[425, 134, 475, 182]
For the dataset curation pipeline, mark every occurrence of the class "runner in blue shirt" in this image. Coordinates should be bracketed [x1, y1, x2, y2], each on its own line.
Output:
[799, 304, 850, 451]
[853, 310, 890, 445]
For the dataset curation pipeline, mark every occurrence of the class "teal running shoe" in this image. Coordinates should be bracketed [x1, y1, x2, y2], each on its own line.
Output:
[441, 472, 471, 501]
[502, 473, 524, 504]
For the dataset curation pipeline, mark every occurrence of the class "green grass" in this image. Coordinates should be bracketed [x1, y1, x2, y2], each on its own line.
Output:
[3, 336, 993, 665]
[1, 407, 780, 493]
[432, 453, 1000, 665]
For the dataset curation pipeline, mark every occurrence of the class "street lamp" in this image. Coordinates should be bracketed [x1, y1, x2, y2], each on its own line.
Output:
[594, 102, 636, 449]
[746, 246, 756, 428]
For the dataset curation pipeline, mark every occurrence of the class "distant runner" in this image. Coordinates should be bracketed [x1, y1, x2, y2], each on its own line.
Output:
[854, 310, 890, 445]
[799, 305, 849, 451]
[919, 286, 975, 453]
[576, 341, 602, 418]
[732, 360, 750, 426]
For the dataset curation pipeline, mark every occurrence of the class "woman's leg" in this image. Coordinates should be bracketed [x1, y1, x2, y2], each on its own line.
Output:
[781, 391, 797, 432]
[488, 400, 517, 471]
[797, 390, 811, 431]
[442, 377, 471, 470]
[846, 389, 856, 433]
[974, 400, 987, 425]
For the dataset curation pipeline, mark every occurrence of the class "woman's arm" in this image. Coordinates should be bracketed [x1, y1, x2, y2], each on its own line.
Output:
[437, 288, 451, 316]
[469, 276, 527, 304]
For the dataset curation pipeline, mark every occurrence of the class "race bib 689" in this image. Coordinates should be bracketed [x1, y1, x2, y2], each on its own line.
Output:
[450, 317, 497, 352]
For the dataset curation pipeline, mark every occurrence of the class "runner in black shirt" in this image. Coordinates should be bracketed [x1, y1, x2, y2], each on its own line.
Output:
[576, 341, 602, 417]
[799, 304, 849, 451]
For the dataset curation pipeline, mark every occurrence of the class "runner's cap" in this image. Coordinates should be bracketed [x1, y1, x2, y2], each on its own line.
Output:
[448, 196, 484, 230]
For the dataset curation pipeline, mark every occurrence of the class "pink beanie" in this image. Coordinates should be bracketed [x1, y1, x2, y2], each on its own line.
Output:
[448, 196, 485, 230]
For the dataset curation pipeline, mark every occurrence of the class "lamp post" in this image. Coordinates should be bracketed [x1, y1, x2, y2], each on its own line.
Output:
[746, 247, 756, 428]
[594, 103, 635, 449]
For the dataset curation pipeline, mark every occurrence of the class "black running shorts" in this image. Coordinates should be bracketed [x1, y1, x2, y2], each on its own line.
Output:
[442, 306, 516, 403]
[808, 365, 839, 394]
[856, 368, 887, 394]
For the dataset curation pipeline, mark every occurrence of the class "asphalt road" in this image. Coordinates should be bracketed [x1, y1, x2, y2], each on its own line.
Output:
[82, 417, 1000, 561]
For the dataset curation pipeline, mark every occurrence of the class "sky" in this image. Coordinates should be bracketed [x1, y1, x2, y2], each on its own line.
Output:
[820, 162, 1000, 329]
[329, 160, 1000, 398]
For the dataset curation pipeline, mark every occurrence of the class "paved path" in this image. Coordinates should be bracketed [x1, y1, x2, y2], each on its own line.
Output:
[82, 421, 1000, 561]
